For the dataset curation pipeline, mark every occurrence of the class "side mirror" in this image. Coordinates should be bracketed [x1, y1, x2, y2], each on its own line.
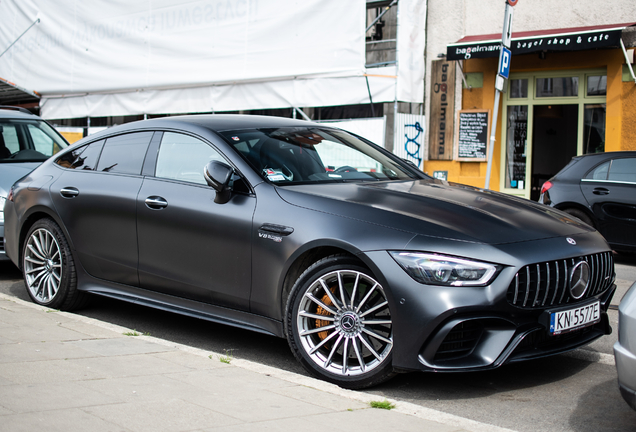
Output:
[204, 160, 233, 204]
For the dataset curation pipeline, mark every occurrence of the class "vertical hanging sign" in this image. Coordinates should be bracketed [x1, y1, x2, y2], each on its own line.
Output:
[428, 59, 456, 160]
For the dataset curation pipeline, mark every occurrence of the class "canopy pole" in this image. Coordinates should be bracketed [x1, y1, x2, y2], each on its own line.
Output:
[0, 17, 40, 59]
[366, 0, 398, 33]
[293, 107, 311, 121]
[365, 75, 376, 117]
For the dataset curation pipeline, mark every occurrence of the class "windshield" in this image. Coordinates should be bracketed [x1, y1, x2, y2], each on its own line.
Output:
[0, 119, 69, 163]
[221, 127, 419, 184]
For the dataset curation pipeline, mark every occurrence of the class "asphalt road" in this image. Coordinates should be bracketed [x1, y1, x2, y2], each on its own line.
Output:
[1, 255, 635, 432]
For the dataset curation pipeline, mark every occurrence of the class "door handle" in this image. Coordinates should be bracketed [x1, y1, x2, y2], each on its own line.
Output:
[259, 223, 294, 236]
[60, 187, 80, 198]
[145, 196, 168, 209]
[592, 187, 610, 195]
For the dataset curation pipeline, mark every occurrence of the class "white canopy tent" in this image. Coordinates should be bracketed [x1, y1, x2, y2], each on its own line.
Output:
[0, 0, 425, 120]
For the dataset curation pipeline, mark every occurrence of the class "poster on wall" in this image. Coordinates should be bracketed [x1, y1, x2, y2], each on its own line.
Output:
[455, 109, 490, 162]
[394, 113, 426, 169]
[428, 59, 455, 160]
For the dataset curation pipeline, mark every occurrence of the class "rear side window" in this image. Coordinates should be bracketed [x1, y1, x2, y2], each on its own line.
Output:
[586, 158, 636, 183]
[586, 161, 609, 180]
[56, 140, 105, 170]
[607, 158, 636, 183]
[96, 132, 153, 175]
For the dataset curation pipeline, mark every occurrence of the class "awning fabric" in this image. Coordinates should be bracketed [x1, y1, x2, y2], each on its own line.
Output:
[447, 22, 636, 61]
[0, 0, 427, 119]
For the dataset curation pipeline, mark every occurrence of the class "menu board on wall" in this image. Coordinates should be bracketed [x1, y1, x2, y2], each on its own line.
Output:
[455, 109, 490, 162]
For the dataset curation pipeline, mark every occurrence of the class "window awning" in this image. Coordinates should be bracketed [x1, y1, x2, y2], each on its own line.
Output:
[447, 22, 636, 60]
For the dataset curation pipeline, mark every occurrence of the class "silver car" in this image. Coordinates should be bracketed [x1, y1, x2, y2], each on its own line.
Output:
[614, 281, 636, 410]
[0, 106, 69, 260]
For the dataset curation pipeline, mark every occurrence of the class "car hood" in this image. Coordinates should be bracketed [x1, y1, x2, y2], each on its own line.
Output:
[0, 162, 40, 196]
[276, 180, 592, 245]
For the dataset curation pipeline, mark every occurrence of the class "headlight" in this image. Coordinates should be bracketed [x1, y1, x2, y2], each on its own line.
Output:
[390, 252, 499, 286]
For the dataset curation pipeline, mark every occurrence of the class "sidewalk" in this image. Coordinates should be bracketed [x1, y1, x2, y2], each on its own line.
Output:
[0, 293, 518, 432]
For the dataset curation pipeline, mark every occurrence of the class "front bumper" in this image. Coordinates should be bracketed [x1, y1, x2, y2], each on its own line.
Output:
[364, 235, 616, 373]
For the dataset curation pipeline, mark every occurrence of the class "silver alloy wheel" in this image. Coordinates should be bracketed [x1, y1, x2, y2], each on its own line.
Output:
[24, 228, 63, 304]
[296, 270, 393, 376]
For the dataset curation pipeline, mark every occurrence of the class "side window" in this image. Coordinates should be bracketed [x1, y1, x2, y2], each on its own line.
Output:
[608, 158, 636, 183]
[27, 124, 61, 156]
[96, 132, 153, 175]
[586, 161, 609, 180]
[155, 132, 225, 185]
[0, 124, 20, 154]
[56, 140, 105, 170]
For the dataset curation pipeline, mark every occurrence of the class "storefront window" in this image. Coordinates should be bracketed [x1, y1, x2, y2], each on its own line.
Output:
[583, 104, 606, 153]
[505, 106, 528, 189]
[536, 77, 578, 97]
[587, 75, 607, 96]
[509, 79, 528, 98]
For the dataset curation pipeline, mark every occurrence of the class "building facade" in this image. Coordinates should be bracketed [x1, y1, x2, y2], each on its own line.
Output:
[424, 0, 636, 198]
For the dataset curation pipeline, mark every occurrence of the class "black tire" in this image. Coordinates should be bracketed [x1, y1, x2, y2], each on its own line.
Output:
[285, 255, 395, 389]
[22, 218, 88, 311]
[563, 208, 595, 228]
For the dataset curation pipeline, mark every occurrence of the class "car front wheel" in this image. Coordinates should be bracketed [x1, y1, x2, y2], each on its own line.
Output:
[285, 255, 395, 389]
[22, 218, 87, 310]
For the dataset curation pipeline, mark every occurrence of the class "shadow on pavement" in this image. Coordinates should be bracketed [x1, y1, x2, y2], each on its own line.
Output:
[569, 377, 636, 431]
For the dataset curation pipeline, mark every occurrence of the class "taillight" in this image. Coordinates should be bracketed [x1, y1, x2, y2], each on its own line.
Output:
[7, 188, 13, 202]
[540, 181, 552, 195]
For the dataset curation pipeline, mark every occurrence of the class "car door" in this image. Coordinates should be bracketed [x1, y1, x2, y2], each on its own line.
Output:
[136, 131, 255, 310]
[50, 131, 154, 286]
[581, 157, 636, 248]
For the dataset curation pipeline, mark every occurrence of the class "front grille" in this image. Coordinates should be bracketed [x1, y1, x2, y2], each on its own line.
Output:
[434, 321, 483, 362]
[506, 251, 614, 309]
[0, 237, 4, 253]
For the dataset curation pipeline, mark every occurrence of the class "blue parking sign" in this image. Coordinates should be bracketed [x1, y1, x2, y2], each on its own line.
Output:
[498, 46, 511, 79]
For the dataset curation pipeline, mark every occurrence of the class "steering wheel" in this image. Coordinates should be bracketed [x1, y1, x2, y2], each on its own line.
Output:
[334, 165, 358, 173]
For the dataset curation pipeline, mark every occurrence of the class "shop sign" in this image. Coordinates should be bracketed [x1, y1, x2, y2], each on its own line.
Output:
[447, 28, 623, 60]
[428, 59, 455, 161]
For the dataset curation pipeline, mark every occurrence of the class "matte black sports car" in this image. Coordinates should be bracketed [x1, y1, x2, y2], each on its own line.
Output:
[4, 115, 616, 389]
[538, 151, 636, 254]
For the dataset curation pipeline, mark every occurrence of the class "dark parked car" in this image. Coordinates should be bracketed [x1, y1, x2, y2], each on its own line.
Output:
[0, 106, 69, 261]
[615, 281, 636, 411]
[4, 115, 616, 389]
[538, 151, 636, 254]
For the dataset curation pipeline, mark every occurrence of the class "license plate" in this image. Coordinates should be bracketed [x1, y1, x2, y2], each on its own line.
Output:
[549, 301, 600, 335]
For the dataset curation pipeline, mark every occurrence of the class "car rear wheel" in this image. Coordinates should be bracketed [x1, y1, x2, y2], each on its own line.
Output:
[285, 255, 395, 389]
[22, 218, 88, 310]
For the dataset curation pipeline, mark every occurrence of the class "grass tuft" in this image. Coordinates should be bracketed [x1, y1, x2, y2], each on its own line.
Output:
[369, 400, 395, 410]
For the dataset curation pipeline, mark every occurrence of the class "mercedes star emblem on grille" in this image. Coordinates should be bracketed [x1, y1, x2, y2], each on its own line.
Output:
[569, 261, 590, 299]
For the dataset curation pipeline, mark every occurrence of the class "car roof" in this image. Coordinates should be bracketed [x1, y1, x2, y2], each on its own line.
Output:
[555, 151, 636, 179]
[574, 151, 636, 160]
[0, 106, 41, 120]
[96, 115, 318, 136]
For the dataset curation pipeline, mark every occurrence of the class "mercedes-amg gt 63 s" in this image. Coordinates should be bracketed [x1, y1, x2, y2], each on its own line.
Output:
[4, 115, 616, 388]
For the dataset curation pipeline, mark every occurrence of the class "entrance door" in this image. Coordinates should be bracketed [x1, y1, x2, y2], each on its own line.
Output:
[501, 70, 607, 200]
[530, 104, 578, 201]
